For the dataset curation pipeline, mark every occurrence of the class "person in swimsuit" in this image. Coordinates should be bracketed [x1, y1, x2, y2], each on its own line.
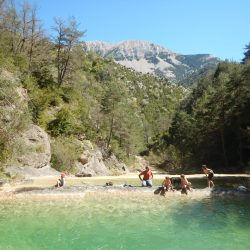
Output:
[139, 166, 153, 187]
[202, 165, 214, 188]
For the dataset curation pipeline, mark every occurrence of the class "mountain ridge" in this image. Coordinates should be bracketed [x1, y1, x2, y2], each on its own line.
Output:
[84, 40, 220, 84]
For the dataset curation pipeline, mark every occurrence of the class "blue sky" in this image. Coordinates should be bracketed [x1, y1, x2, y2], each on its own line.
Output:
[25, 0, 249, 61]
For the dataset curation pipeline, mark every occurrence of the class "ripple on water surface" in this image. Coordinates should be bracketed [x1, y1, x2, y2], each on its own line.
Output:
[0, 191, 250, 250]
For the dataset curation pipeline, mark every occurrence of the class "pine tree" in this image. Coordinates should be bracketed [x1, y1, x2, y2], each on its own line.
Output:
[53, 17, 85, 85]
[242, 42, 250, 64]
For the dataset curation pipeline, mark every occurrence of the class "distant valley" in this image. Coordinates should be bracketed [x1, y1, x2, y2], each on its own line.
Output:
[84, 40, 220, 85]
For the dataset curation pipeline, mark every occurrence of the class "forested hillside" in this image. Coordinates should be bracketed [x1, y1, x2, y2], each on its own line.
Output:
[84, 40, 220, 84]
[0, 0, 249, 177]
[0, 0, 186, 175]
[152, 59, 250, 173]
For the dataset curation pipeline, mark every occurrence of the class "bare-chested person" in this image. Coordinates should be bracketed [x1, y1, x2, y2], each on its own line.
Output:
[202, 165, 215, 188]
[162, 176, 173, 192]
[180, 174, 192, 194]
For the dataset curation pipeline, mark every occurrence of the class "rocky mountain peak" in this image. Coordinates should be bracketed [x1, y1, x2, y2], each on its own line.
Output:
[84, 40, 220, 84]
[85, 40, 174, 60]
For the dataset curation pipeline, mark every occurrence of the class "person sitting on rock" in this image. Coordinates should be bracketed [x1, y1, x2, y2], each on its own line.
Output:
[55, 172, 65, 187]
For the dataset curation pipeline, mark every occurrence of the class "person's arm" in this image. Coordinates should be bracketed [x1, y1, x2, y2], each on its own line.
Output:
[139, 172, 143, 180]
[207, 168, 214, 173]
[184, 178, 188, 185]
[151, 171, 154, 179]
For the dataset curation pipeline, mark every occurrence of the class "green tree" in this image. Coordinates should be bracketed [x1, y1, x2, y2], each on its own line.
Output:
[53, 16, 85, 85]
[242, 42, 250, 64]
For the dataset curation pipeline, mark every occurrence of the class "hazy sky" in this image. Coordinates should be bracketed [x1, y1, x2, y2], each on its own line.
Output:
[26, 0, 249, 61]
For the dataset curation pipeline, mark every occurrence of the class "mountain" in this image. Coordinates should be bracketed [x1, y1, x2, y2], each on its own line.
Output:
[84, 40, 220, 85]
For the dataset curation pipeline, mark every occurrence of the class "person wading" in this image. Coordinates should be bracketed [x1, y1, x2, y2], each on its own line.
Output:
[202, 165, 215, 188]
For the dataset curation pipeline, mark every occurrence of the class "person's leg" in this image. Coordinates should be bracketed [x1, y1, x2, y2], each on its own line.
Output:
[142, 180, 147, 187]
[160, 187, 165, 195]
[55, 179, 60, 187]
[181, 186, 188, 194]
[209, 180, 214, 188]
[146, 180, 152, 187]
[208, 173, 214, 188]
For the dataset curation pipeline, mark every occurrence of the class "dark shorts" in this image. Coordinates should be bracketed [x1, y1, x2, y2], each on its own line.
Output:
[208, 173, 214, 180]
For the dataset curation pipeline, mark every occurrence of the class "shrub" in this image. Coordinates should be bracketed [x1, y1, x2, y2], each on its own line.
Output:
[47, 108, 76, 136]
[51, 136, 82, 173]
[32, 68, 55, 88]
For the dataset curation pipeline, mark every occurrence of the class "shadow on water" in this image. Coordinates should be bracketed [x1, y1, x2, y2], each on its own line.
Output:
[158, 194, 250, 249]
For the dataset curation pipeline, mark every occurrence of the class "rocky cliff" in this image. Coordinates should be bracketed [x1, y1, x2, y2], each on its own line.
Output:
[84, 40, 220, 84]
[0, 68, 131, 179]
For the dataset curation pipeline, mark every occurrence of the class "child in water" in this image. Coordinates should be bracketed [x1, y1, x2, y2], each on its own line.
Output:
[162, 176, 173, 192]
[180, 174, 192, 194]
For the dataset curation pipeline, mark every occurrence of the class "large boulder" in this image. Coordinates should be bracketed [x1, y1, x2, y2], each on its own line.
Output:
[74, 140, 129, 177]
[5, 125, 58, 178]
[75, 140, 109, 176]
[104, 154, 129, 174]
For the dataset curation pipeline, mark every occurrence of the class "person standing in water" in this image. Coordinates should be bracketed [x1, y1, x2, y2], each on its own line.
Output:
[180, 174, 192, 194]
[139, 166, 153, 187]
[202, 165, 214, 188]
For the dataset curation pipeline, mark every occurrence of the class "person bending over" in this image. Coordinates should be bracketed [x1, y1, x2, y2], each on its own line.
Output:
[202, 165, 214, 188]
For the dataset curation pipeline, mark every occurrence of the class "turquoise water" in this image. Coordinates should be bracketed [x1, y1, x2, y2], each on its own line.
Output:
[0, 192, 250, 250]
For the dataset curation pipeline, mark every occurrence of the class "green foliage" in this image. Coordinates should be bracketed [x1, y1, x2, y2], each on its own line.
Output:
[53, 16, 85, 85]
[242, 42, 250, 64]
[0, 52, 16, 71]
[51, 136, 82, 172]
[47, 108, 77, 136]
[0, 77, 31, 164]
[0, 133, 10, 163]
[0, 0, 189, 172]
[32, 68, 56, 88]
[162, 61, 250, 172]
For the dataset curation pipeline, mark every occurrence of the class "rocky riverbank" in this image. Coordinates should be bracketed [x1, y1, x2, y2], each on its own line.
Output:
[0, 173, 249, 199]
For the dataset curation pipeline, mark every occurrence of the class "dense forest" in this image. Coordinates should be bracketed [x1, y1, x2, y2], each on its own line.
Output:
[152, 60, 250, 172]
[0, 0, 249, 176]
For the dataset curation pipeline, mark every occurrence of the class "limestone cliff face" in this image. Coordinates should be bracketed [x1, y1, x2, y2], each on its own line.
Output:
[75, 140, 128, 177]
[1, 70, 128, 179]
[5, 124, 58, 178]
[0, 69, 58, 178]
[84, 40, 220, 85]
